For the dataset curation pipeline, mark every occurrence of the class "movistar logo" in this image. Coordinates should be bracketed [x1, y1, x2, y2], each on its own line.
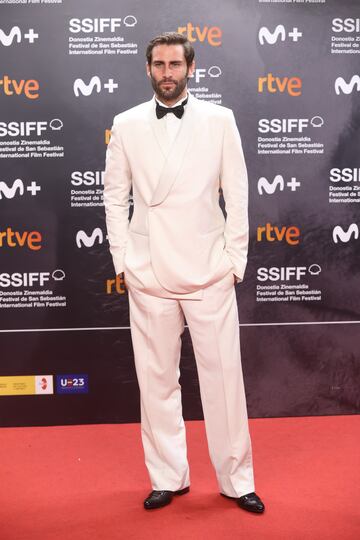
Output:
[0, 26, 38, 46]
[332, 224, 359, 243]
[258, 25, 302, 45]
[76, 227, 105, 248]
[73, 76, 118, 97]
[335, 75, 360, 95]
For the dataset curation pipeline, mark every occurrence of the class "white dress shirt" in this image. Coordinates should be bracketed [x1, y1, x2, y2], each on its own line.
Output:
[155, 94, 188, 147]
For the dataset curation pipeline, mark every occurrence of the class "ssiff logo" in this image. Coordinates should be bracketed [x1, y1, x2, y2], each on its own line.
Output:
[330, 168, 360, 183]
[177, 23, 222, 46]
[0, 270, 65, 288]
[258, 73, 302, 96]
[258, 116, 324, 134]
[73, 76, 118, 97]
[71, 170, 104, 186]
[0, 119, 63, 137]
[69, 17, 137, 33]
[56, 375, 89, 394]
[258, 25, 302, 44]
[0, 26, 38, 46]
[332, 18, 360, 33]
[189, 65, 221, 84]
[257, 264, 321, 282]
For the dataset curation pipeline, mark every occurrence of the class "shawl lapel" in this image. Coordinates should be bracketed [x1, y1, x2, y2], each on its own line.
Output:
[148, 93, 199, 207]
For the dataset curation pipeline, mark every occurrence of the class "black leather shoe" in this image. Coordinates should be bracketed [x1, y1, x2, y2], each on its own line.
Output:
[144, 486, 190, 510]
[221, 491, 265, 513]
[237, 492, 265, 513]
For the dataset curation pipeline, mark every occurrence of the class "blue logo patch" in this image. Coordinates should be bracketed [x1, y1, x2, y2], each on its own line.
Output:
[56, 374, 89, 394]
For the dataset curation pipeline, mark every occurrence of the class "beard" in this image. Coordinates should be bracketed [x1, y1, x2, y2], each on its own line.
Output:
[150, 70, 189, 103]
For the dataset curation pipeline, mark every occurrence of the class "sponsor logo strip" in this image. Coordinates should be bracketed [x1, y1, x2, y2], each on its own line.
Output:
[0, 375, 53, 396]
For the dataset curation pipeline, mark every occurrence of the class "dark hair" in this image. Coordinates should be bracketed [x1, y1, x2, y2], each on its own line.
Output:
[146, 32, 195, 67]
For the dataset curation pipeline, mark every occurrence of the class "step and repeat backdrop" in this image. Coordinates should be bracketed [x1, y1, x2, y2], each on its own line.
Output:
[0, 0, 359, 426]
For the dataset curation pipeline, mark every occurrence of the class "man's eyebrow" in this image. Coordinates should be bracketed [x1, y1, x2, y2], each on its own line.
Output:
[152, 60, 183, 64]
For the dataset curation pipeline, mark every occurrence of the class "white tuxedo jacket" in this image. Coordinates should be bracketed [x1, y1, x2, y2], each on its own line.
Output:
[104, 92, 249, 299]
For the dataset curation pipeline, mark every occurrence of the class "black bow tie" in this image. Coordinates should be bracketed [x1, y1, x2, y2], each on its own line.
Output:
[155, 97, 188, 119]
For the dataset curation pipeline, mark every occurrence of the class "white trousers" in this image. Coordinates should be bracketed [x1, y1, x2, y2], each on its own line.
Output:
[127, 269, 255, 497]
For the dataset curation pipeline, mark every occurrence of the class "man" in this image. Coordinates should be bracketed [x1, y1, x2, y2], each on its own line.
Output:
[104, 32, 265, 514]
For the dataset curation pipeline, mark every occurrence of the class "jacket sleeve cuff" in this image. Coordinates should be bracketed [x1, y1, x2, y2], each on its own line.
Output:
[112, 252, 125, 276]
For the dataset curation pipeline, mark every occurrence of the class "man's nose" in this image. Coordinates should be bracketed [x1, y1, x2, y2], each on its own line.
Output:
[163, 65, 172, 78]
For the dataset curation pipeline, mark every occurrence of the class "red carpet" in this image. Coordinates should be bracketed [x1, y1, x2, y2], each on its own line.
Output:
[0, 416, 359, 540]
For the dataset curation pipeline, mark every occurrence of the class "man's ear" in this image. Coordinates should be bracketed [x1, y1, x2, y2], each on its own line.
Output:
[146, 62, 151, 77]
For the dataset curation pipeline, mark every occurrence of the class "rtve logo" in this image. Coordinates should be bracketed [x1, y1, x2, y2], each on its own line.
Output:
[257, 223, 300, 245]
[330, 168, 360, 183]
[0, 75, 39, 99]
[189, 65, 221, 84]
[76, 227, 106, 248]
[258, 175, 301, 195]
[0, 26, 38, 46]
[73, 76, 118, 97]
[257, 264, 321, 282]
[258, 25, 302, 45]
[258, 73, 302, 96]
[0, 119, 63, 137]
[332, 224, 359, 243]
[177, 23, 222, 46]
[0, 227, 42, 250]
[258, 116, 324, 134]
[0, 178, 41, 200]
[69, 16, 137, 33]
[106, 274, 127, 295]
[334, 75, 360, 95]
